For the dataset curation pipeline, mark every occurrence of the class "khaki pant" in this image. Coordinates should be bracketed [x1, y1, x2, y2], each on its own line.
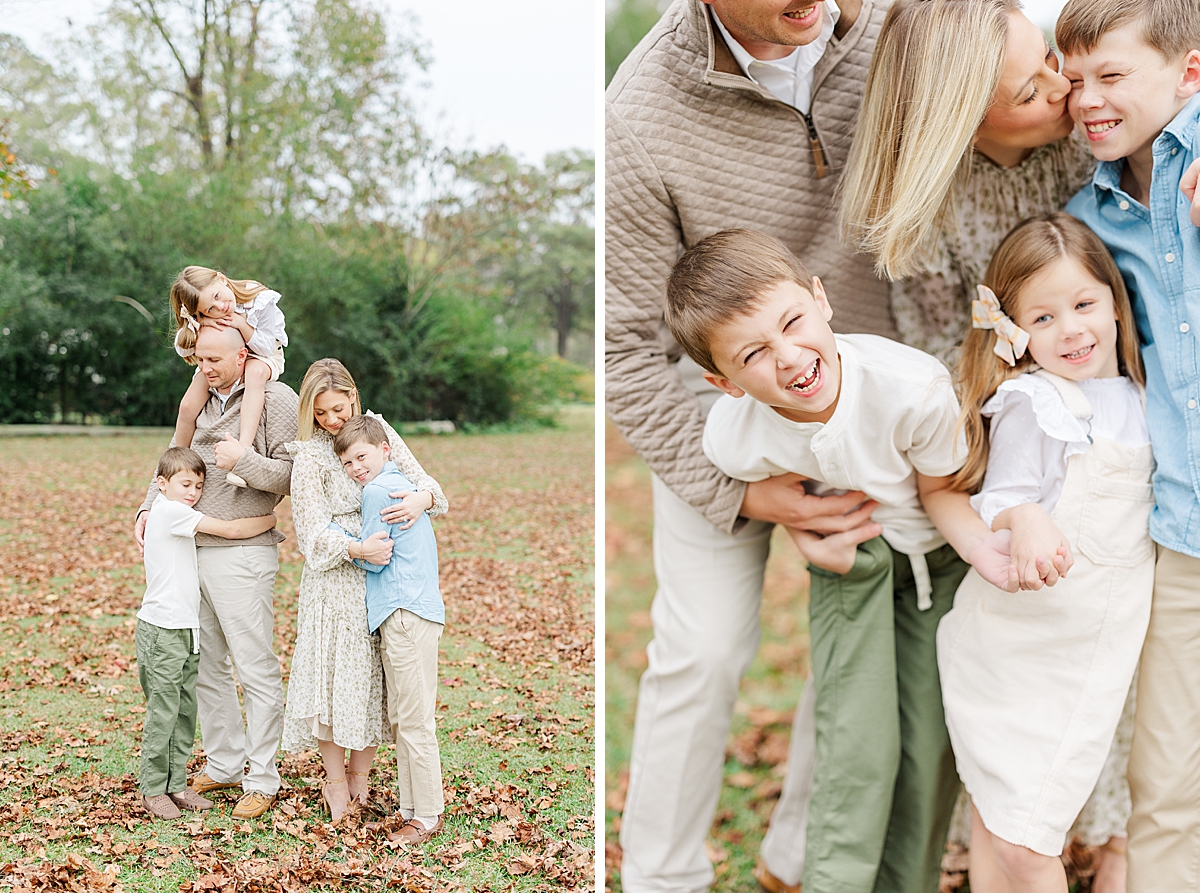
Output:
[379, 608, 444, 817]
[195, 545, 284, 795]
[1128, 546, 1200, 892]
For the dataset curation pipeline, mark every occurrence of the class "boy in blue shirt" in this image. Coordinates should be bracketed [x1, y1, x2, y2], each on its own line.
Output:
[332, 414, 445, 845]
[1059, 1, 1200, 886]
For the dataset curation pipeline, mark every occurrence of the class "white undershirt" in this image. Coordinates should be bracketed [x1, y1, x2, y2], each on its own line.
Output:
[712, 1, 840, 115]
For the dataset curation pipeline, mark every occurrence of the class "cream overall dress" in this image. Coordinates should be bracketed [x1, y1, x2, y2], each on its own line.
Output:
[937, 372, 1154, 856]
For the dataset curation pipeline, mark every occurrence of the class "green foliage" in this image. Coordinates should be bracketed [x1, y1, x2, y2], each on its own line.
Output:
[0, 1, 594, 425]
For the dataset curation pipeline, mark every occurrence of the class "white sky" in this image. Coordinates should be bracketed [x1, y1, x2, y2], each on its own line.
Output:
[0, 0, 596, 165]
[1023, 0, 1069, 32]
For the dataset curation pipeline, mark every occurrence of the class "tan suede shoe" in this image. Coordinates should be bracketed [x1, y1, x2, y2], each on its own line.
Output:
[189, 772, 241, 794]
[753, 861, 801, 893]
[142, 794, 182, 820]
[169, 789, 213, 811]
[231, 790, 276, 819]
[387, 816, 443, 844]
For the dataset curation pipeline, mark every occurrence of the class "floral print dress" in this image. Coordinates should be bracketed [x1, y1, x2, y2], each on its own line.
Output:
[281, 413, 448, 752]
[892, 132, 1134, 845]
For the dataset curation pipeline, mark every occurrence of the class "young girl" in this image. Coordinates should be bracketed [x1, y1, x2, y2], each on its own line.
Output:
[937, 212, 1152, 892]
[169, 266, 288, 487]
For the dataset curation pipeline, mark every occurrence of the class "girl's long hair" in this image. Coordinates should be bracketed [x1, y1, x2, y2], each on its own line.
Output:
[169, 265, 268, 359]
[296, 358, 362, 441]
[839, 0, 1020, 280]
[954, 212, 1144, 492]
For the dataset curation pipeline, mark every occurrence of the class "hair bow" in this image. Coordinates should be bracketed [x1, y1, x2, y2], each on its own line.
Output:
[179, 305, 200, 333]
[972, 284, 1029, 367]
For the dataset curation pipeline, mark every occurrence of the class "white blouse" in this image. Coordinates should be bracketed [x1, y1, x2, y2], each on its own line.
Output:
[175, 288, 288, 359]
[971, 374, 1150, 527]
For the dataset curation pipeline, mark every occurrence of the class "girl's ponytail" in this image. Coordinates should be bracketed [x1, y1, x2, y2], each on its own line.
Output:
[953, 322, 1030, 493]
[169, 270, 205, 364]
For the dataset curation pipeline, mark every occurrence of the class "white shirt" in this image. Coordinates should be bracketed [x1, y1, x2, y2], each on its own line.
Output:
[174, 288, 287, 360]
[138, 494, 204, 650]
[712, 1, 840, 115]
[704, 334, 965, 557]
[971, 374, 1150, 527]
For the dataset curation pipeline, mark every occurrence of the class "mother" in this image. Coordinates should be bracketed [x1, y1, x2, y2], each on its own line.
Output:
[839, 0, 1124, 888]
[281, 358, 447, 821]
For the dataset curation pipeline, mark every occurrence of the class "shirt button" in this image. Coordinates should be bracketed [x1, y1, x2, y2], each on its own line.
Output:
[1183, 323, 1191, 334]
[1119, 200, 1130, 211]
[1191, 399, 1198, 410]
[1166, 252, 1177, 263]
[1173, 148, 1179, 156]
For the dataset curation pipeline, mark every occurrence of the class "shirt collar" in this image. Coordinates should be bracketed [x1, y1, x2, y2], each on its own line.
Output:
[711, 2, 839, 83]
[211, 376, 245, 402]
[1160, 92, 1200, 151]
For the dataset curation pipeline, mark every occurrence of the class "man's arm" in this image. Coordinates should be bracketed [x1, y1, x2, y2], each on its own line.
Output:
[229, 383, 298, 495]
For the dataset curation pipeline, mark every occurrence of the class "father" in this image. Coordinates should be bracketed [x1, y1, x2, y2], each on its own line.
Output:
[134, 324, 298, 820]
[606, 1, 892, 891]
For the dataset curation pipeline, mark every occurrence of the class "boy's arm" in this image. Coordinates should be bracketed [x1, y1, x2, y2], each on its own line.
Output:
[197, 513, 277, 539]
[918, 473, 1020, 593]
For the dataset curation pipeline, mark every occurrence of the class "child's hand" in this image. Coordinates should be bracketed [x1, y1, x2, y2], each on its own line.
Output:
[999, 503, 1073, 590]
[1181, 156, 1200, 227]
[784, 520, 883, 575]
[967, 530, 1019, 593]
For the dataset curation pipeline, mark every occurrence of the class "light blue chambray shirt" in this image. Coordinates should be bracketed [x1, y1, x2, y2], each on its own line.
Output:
[332, 461, 444, 632]
[1066, 93, 1200, 558]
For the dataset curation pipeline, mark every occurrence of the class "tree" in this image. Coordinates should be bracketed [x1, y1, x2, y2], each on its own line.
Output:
[606, 0, 670, 85]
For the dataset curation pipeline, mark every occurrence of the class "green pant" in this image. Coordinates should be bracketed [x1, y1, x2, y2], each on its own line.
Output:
[136, 620, 200, 796]
[802, 538, 968, 893]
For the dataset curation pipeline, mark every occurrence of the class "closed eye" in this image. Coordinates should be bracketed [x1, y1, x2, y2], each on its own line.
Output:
[742, 347, 763, 365]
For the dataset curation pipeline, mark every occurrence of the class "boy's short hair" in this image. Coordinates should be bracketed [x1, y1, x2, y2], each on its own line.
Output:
[156, 446, 206, 480]
[1056, 0, 1200, 61]
[332, 414, 388, 456]
[665, 229, 815, 375]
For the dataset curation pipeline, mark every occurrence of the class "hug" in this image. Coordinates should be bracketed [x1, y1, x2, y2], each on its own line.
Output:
[606, 0, 1200, 891]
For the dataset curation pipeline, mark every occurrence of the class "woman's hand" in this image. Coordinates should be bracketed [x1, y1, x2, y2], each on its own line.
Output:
[381, 490, 435, 530]
[358, 531, 393, 565]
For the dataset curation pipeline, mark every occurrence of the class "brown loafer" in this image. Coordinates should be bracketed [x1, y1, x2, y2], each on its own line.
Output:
[387, 816, 443, 844]
[142, 793, 182, 820]
[189, 772, 241, 794]
[231, 790, 276, 819]
[753, 861, 801, 893]
[169, 789, 213, 811]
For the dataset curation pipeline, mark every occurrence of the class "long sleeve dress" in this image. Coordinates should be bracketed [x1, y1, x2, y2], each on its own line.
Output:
[281, 413, 448, 752]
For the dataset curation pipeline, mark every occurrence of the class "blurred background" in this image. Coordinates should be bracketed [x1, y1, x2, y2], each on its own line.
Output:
[0, 0, 595, 429]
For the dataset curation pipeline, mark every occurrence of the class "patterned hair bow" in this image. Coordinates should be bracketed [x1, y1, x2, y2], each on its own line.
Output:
[972, 284, 1029, 367]
[179, 304, 200, 333]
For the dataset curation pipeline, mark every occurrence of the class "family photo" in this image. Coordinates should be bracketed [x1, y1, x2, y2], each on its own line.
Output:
[605, 0, 1200, 892]
[0, 0, 594, 890]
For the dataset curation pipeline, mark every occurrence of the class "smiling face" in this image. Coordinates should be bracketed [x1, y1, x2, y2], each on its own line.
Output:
[157, 468, 204, 506]
[702, 278, 841, 423]
[1064, 25, 1200, 169]
[703, 0, 829, 60]
[195, 273, 236, 319]
[312, 388, 358, 435]
[1011, 254, 1120, 381]
[338, 439, 391, 485]
[973, 11, 1074, 165]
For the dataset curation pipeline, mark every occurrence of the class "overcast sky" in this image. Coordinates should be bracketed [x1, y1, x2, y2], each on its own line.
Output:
[0, 0, 596, 165]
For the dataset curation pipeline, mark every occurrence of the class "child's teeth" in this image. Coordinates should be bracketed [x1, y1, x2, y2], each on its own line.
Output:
[1086, 121, 1117, 133]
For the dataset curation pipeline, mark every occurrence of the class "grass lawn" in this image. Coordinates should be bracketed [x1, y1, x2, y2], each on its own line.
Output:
[604, 420, 1104, 893]
[0, 405, 594, 892]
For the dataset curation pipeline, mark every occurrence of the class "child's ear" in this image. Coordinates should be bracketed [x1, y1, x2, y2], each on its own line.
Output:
[702, 370, 746, 399]
[1181, 49, 1200, 99]
[156, 475, 168, 492]
[381, 441, 391, 456]
[810, 277, 834, 322]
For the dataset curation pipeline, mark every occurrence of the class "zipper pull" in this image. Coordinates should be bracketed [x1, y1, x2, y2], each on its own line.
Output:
[810, 137, 827, 179]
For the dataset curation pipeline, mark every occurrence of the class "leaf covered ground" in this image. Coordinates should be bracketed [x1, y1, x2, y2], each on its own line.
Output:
[0, 406, 594, 892]
[604, 420, 1105, 893]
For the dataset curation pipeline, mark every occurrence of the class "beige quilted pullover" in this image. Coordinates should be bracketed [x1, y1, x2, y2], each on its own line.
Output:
[605, 0, 893, 533]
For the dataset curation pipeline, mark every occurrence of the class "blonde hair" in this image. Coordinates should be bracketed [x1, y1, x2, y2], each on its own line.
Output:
[169, 265, 268, 362]
[954, 213, 1143, 492]
[665, 229, 815, 375]
[1057, 0, 1200, 62]
[296, 358, 362, 441]
[840, 0, 1020, 280]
